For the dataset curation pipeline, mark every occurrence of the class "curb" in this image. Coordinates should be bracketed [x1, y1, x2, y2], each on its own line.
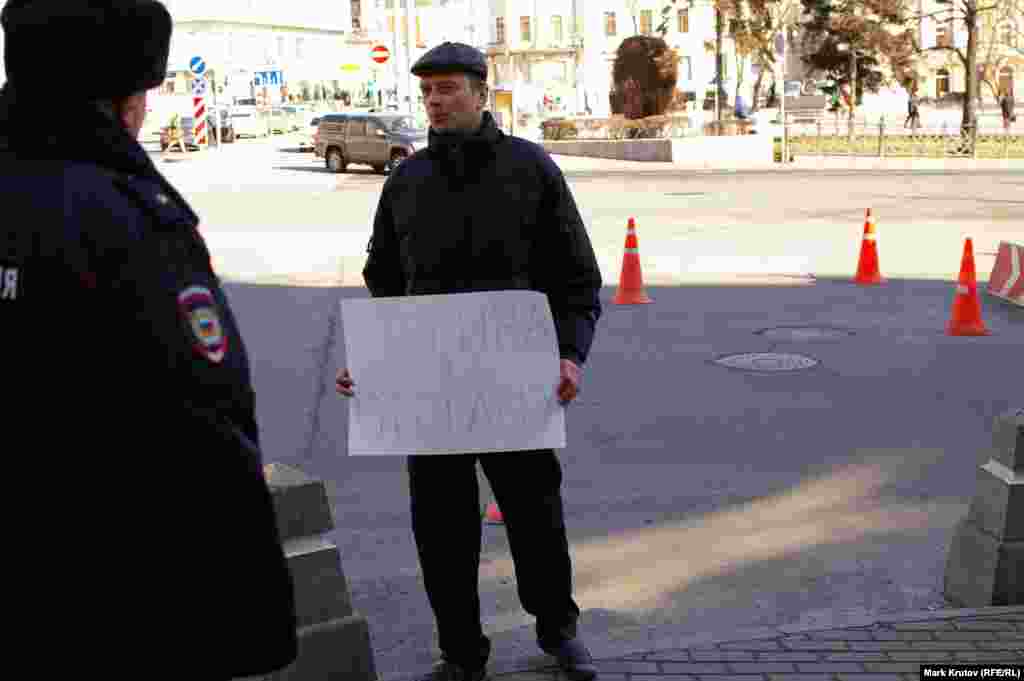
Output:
[485, 606, 1024, 678]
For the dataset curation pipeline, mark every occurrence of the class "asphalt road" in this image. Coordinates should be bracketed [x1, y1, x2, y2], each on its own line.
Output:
[154, 138, 1023, 680]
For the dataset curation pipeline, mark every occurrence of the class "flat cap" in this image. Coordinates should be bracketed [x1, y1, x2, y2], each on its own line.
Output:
[411, 41, 487, 81]
[2, 0, 172, 100]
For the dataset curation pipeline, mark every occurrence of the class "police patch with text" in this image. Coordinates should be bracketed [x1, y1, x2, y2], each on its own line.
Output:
[177, 285, 229, 363]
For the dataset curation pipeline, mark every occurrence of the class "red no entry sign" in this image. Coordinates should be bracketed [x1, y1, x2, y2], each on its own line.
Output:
[371, 45, 390, 64]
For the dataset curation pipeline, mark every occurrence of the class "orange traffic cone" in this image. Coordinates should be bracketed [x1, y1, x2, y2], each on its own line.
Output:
[612, 217, 652, 304]
[483, 502, 503, 525]
[854, 208, 884, 285]
[946, 237, 989, 336]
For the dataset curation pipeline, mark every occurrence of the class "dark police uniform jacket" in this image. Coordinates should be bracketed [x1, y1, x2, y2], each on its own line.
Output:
[0, 87, 297, 678]
[364, 111, 603, 367]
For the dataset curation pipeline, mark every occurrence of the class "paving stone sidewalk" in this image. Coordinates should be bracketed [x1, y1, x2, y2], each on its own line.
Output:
[490, 607, 1024, 681]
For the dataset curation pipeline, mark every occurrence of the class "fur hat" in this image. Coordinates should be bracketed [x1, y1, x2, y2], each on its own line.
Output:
[2, 0, 172, 100]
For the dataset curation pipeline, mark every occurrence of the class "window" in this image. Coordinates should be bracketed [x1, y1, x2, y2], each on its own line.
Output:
[678, 8, 689, 33]
[936, 17, 953, 48]
[679, 56, 692, 81]
[351, 0, 361, 31]
[387, 15, 394, 32]
[496, 17, 505, 43]
[936, 68, 950, 98]
[640, 10, 653, 35]
[296, 37, 304, 60]
[552, 16, 563, 44]
[604, 12, 616, 36]
[347, 119, 366, 136]
[388, 115, 418, 131]
[277, 36, 285, 59]
[1002, 22, 1017, 48]
[520, 16, 531, 42]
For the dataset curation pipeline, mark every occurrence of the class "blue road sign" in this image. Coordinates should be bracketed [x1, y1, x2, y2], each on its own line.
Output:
[252, 71, 282, 88]
[190, 56, 206, 76]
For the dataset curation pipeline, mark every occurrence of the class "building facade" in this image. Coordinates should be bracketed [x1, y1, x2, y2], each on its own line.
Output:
[579, 0, 757, 117]
[483, 0, 584, 134]
[159, 0, 364, 106]
[916, 0, 1020, 101]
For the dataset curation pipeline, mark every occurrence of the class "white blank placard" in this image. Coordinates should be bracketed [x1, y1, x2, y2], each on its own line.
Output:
[340, 290, 567, 456]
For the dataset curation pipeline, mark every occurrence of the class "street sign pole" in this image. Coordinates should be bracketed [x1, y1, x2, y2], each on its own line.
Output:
[403, 0, 411, 114]
[775, 33, 787, 166]
[190, 56, 209, 151]
[392, 1, 401, 110]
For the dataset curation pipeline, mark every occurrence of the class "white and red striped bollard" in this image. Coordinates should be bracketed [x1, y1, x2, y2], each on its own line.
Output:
[192, 95, 207, 148]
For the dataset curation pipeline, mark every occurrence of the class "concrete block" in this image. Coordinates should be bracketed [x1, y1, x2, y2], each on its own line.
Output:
[266, 615, 378, 681]
[965, 463, 1024, 542]
[261, 462, 378, 681]
[265, 463, 334, 542]
[944, 519, 1023, 606]
[991, 408, 1024, 474]
[285, 538, 354, 627]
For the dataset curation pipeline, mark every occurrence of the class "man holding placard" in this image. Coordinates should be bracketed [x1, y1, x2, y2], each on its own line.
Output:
[336, 41, 603, 681]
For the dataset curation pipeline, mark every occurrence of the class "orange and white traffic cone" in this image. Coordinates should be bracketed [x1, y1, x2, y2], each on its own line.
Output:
[612, 217, 652, 305]
[854, 208, 884, 285]
[483, 502, 503, 525]
[946, 237, 989, 336]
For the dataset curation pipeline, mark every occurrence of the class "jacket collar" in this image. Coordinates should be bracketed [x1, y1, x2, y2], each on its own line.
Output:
[427, 110, 503, 156]
[0, 83, 159, 179]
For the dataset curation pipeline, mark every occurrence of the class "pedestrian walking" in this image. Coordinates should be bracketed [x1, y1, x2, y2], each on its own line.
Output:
[1000, 88, 1016, 132]
[905, 88, 921, 129]
[336, 41, 603, 681]
[0, 1, 297, 677]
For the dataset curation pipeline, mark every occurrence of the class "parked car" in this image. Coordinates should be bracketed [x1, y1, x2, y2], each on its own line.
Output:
[230, 107, 269, 138]
[268, 107, 291, 134]
[315, 113, 427, 174]
[281, 105, 308, 131]
[300, 116, 321, 152]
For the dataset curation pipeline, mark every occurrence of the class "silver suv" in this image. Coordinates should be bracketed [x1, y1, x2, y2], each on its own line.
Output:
[316, 113, 427, 174]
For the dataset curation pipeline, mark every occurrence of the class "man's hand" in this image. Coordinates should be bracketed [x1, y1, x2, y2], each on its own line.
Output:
[336, 368, 355, 397]
[556, 359, 581, 406]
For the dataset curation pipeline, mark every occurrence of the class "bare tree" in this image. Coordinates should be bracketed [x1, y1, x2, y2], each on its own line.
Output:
[714, 0, 803, 110]
[912, 0, 1010, 137]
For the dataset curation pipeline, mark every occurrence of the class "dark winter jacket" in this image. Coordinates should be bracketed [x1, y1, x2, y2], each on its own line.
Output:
[363, 110, 602, 366]
[0, 83, 297, 678]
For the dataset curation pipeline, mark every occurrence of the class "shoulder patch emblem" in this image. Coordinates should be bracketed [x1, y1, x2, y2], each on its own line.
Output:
[177, 285, 228, 363]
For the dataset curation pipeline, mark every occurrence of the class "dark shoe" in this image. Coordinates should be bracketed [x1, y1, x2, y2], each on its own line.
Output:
[417, 660, 488, 681]
[541, 637, 598, 681]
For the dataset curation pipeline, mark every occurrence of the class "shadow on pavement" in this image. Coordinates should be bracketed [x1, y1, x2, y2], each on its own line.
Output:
[274, 165, 335, 174]
[273, 165, 383, 177]
[219, 278, 1021, 681]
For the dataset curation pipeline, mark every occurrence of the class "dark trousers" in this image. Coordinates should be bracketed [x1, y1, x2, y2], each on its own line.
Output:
[408, 450, 581, 669]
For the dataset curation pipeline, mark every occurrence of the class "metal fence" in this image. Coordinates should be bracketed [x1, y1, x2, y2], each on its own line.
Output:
[783, 119, 1024, 160]
[541, 115, 713, 141]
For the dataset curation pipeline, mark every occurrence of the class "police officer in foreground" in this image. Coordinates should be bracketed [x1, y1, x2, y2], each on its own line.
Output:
[0, 2, 297, 676]
[336, 43, 603, 681]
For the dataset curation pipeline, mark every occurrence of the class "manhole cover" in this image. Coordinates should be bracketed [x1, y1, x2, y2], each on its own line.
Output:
[756, 326, 855, 341]
[713, 352, 819, 372]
